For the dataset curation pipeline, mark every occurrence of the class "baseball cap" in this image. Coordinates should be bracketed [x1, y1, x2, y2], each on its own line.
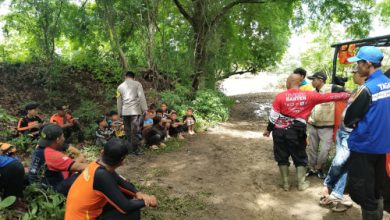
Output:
[347, 46, 384, 64]
[102, 138, 128, 166]
[38, 124, 63, 146]
[25, 102, 39, 111]
[308, 72, 327, 81]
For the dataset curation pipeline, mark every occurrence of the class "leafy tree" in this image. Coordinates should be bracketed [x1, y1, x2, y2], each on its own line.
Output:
[0, 0, 377, 91]
[172, 0, 374, 91]
[4, 0, 67, 63]
[378, 0, 390, 23]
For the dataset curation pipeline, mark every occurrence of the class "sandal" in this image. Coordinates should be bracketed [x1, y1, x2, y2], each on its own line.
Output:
[319, 195, 341, 207]
[332, 201, 352, 212]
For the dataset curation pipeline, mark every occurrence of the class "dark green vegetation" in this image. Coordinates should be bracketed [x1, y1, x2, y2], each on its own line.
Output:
[1, 0, 376, 91]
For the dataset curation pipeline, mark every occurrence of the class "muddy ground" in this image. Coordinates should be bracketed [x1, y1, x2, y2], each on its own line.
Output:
[119, 92, 390, 220]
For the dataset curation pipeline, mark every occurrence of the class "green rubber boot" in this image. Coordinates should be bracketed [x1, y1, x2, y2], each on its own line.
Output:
[279, 165, 290, 191]
[296, 166, 310, 191]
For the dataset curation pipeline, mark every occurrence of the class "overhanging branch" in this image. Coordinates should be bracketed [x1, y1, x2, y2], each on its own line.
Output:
[172, 0, 194, 26]
[211, 0, 267, 27]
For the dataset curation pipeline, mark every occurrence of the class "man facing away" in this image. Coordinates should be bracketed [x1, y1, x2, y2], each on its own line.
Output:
[263, 74, 350, 191]
[117, 71, 148, 156]
[344, 46, 390, 220]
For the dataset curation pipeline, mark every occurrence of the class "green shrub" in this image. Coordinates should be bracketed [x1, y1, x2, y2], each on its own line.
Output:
[72, 100, 102, 140]
[0, 196, 16, 210]
[21, 185, 65, 220]
[9, 135, 38, 154]
[160, 87, 233, 132]
[192, 89, 234, 125]
[160, 84, 192, 109]
[0, 107, 17, 141]
[0, 107, 17, 124]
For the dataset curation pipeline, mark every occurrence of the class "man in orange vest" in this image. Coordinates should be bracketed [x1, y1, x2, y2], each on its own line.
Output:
[65, 138, 157, 220]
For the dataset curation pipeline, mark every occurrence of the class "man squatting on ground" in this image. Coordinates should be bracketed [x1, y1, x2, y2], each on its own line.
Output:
[263, 74, 350, 191]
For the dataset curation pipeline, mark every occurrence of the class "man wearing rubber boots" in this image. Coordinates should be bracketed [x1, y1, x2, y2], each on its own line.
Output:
[263, 74, 350, 191]
[345, 46, 390, 220]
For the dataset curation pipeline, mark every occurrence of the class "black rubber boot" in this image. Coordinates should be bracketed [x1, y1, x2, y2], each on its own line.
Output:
[362, 208, 380, 220]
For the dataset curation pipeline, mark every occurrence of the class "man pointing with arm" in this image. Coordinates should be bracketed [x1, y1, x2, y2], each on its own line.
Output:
[263, 74, 350, 191]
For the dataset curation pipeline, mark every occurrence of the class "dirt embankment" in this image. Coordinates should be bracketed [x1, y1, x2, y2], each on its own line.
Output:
[120, 92, 389, 220]
[0, 63, 162, 116]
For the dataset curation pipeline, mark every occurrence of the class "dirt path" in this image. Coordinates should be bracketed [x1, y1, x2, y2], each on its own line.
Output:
[120, 93, 389, 220]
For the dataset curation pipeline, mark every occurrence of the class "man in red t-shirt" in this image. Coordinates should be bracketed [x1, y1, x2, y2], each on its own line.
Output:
[263, 74, 350, 191]
[28, 124, 88, 195]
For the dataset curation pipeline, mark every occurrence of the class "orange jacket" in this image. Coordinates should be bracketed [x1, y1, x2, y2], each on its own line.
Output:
[50, 113, 74, 125]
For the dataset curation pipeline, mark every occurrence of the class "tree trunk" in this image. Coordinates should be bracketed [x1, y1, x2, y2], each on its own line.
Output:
[191, 0, 208, 92]
[97, 0, 129, 72]
[145, 0, 158, 71]
[192, 30, 207, 91]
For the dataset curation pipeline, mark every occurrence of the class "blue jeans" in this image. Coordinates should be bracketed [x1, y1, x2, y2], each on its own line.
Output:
[323, 129, 350, 199]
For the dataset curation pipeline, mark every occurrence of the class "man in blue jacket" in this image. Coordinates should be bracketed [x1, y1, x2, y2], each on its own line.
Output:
[345, 46, 390, 220]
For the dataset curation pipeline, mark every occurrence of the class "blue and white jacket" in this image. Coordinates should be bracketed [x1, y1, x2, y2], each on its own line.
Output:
[345, 69, 390, 154]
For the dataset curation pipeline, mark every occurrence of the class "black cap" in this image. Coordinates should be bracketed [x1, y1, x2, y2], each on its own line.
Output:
[102, 138, 128, 166]
[334, 76, 348, 87]
[308, 72, 327, 81]
[38, 124, 63, 146]
[25, 103, 39, 111]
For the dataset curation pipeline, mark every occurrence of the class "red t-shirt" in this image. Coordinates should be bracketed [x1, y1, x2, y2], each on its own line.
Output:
[44, 147, 74, 179]
[270, 88, 350, 129]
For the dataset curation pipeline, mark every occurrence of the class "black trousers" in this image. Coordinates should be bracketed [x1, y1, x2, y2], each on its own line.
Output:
[123, 115, 143, 153]
[97, 200, 141, 220]
[384, 175, 390, 212]
[0, 160, 25, 198]
[63, 124, 84, 143]
[272, 124, 308, 167]
[169, 125, 184, 137]
[55, 173, 79, 196]
[145, 133, 165, 146]
[347, 151, 386, 211]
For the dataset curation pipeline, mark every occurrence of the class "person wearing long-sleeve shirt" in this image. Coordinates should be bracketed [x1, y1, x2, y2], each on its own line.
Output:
[117, 71, 148, 156]
[65, 138, 157, 220]
[344, 46, 390, 219]
[263, 74, 349, 192]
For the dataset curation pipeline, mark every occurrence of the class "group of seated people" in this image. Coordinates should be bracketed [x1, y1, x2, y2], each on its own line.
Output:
[1, 127, 156, 219]
[0, 101, 197, 219]
[95, 102, 197, 150]
[16, 103, 84, 144]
